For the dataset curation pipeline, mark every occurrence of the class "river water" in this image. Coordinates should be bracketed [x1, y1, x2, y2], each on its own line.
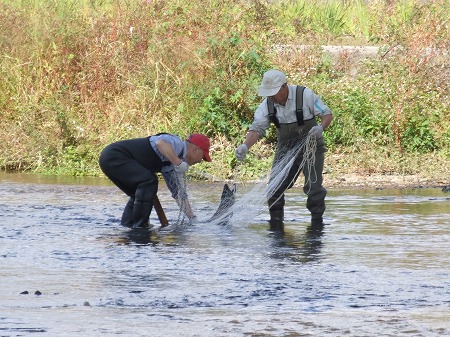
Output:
[1, 172, 449, 337]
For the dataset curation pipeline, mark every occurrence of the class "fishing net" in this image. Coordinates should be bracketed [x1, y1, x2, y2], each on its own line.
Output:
[169, 134, 318, 227]
[230, 134, 317, 225]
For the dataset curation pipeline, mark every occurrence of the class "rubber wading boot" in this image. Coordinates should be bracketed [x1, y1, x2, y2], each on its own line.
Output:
[311, 213, 324, 226]
[269, 209, 284, 231]
[132, 202, 153, 228]
[132, 181, 157, 228]
[120, 197, 135, 227]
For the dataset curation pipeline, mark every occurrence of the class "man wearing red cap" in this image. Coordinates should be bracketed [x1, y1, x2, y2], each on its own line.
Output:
[235, 69, 333, 230]
[99, 133, 211, 228]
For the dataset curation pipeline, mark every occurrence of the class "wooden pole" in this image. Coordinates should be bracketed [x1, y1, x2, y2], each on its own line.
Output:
[153, 195, 169, 227]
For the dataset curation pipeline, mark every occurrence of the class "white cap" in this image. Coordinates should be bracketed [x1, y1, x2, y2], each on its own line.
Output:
[257, 69, 287, 96]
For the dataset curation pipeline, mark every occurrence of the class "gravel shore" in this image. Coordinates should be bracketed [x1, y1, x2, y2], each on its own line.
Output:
[325, 173, 450, 190]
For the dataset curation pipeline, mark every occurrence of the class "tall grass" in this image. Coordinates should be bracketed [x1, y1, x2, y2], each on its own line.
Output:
[0, 0, 449, 180]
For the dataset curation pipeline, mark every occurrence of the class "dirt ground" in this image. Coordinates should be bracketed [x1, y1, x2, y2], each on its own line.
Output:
[324, 173, 450, 190]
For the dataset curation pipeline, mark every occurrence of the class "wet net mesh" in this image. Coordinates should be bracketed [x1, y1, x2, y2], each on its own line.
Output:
[169, 134, 317, 227]
[231, 134, 317, 225]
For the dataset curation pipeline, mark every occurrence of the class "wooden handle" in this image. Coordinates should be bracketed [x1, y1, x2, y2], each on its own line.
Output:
[153, 195, 169, 227]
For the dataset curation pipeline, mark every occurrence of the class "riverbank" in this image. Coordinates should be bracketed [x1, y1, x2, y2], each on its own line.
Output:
[324, 173, 450, 190]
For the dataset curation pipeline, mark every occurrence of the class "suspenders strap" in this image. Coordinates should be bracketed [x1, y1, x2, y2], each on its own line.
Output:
[295, 85, 305, 126]
[267, 85, 305, 128]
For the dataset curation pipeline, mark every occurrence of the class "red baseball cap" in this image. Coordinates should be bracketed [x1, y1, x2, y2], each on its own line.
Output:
[187, 134, 211, 162]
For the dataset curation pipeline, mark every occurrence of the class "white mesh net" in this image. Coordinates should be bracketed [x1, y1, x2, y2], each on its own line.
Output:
[169, 134, 318, 227]
[231, 134, 317, 226]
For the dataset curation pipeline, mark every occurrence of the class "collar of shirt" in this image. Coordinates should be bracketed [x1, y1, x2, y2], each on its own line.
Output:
[272, 85, 298, 123]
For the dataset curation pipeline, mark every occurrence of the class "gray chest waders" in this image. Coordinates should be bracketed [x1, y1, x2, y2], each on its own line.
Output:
[268, 120, 327, 230]
[266, 87, 328, 229]
[274, 119, 323, 163]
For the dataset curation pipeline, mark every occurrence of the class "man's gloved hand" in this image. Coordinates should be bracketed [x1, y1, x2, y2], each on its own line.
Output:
[308, 125, 324, 139]
[174, 161, 189, 174]
[235, 144, 249, 161]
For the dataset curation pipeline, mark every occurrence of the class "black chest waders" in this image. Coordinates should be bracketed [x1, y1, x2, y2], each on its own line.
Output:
[99, 136, 173, 228]
[131, 134, 183, 228]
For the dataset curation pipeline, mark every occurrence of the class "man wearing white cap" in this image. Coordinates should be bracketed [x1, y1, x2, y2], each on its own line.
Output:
[235, 69, 333, 230]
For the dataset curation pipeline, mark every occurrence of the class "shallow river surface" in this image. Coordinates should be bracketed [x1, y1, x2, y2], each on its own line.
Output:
[1, 172, 449, 337]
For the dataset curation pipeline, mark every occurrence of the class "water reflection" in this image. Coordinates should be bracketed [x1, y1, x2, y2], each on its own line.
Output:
[269, 223, 325, 263]
[115, 227, 157, 246]
[112, 225, 195, 246]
